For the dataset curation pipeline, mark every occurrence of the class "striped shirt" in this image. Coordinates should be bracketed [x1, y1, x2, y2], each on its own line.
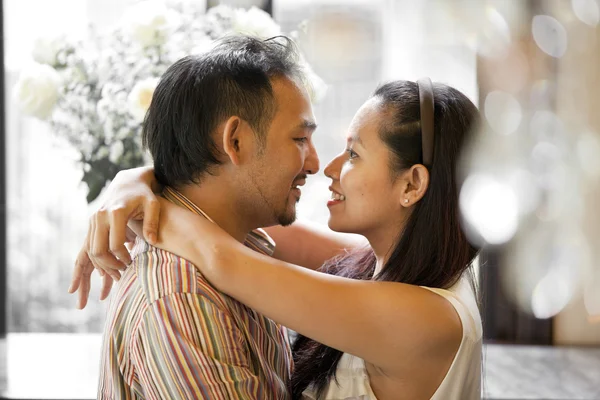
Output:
[98, 187, 293, 399]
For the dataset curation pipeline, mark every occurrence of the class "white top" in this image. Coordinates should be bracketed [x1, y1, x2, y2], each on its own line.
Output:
[302, 276, 483, 400]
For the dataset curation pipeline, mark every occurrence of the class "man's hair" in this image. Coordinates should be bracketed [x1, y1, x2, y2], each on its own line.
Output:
[142, 35, 304, 188]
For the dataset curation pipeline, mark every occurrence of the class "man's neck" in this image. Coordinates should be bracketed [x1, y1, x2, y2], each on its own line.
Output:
[175, 182, 251, 244]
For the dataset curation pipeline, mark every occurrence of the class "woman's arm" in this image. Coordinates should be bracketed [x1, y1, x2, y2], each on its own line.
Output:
[263, 221, 367, 270]
[153, 198, 463, 374]
[69, 166, 161, 308]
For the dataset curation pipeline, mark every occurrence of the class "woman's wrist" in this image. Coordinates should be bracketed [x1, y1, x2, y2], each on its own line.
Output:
[114, 166, 157, 191]
[192, 232, 238, 292]
[139, 166, 162, 193]
[160, 199, 240, 292]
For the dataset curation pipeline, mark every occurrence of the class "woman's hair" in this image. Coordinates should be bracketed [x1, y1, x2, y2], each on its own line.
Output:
[290, 80, 481, 399]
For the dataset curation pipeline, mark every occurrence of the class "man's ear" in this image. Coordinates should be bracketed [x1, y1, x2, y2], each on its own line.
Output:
[221, 116, 255, 166]
[399, 164, 430, 207]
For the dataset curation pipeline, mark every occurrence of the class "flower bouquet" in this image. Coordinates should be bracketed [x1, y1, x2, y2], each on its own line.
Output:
[14, 0, 324, 202]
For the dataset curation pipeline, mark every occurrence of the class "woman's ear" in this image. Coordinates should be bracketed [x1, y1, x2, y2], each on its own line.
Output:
[221, 116, 254, 165]
[400, 164, 430, 207]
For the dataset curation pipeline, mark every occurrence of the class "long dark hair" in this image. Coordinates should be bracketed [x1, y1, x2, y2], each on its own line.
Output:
[290, 81, 480, 399]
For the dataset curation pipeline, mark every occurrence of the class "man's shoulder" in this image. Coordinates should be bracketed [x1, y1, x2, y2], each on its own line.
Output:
[245, 228, 276, 256]
[130, 237, 231, 311]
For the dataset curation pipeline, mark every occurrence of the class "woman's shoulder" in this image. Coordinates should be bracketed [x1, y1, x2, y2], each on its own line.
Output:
[420, 276, 483, 342]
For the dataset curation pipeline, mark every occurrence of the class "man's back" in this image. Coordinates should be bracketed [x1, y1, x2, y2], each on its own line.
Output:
[98, 206, 292, 399]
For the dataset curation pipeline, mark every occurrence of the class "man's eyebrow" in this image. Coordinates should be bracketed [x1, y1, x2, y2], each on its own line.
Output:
[296, 119, 318, 132]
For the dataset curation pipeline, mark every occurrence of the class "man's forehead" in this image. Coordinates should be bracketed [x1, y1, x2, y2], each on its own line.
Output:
[271, 75, 311, 101]
[270, 79, 316, 127]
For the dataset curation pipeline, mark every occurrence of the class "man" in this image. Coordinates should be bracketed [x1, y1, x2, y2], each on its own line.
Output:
[74, 36, 320, 399]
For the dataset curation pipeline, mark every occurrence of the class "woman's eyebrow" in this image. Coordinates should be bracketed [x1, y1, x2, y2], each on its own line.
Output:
[347, 135, 365, 148]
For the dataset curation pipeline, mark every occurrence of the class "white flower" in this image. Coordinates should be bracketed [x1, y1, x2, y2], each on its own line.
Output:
[123, 0, 181, 47]
[232, 6, 281, 38]
[301, 63, 328, 103]
[103, 118, 115, 142]
[80, 134, 96, 159]
[96, 97, 111, 121]
[32, 35, 65, 67]
[109, 141, 125, 163]
[127, 77, 160, 122]
[116, 127, 131, 141]
[14, 0, 319, 204]
[189, 35, 216, 56]
[208, 4, 236, 18]
[143, 150, 154, 165]
[14, 63, 62, 119]
[96, 145, 110, 159]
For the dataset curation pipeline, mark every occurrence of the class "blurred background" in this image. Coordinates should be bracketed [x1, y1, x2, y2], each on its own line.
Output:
[1, 0, 600, 397]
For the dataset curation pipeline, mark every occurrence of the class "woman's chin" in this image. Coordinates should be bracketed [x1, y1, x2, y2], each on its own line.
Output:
[327, 217, 338, 231]
[327, 217, 351, 234]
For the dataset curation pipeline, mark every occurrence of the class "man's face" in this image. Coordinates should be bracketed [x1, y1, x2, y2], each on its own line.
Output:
[245, 77, 319, 227]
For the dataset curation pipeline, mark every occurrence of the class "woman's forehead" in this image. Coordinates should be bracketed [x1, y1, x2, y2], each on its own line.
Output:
[347, 98, 383, 139]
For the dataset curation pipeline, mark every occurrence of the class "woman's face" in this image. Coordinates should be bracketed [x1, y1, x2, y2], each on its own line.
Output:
[324, 97, 407, 237]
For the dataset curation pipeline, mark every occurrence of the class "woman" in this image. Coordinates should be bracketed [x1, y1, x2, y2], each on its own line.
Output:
[76, 79, 482, 399]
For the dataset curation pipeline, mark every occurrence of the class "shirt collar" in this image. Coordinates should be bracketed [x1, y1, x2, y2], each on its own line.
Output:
[160, 186, 276, 257]
[162, 186, 215, 223]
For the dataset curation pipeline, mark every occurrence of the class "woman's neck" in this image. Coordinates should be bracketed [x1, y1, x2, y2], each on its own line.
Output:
[366, 224, 404, 277]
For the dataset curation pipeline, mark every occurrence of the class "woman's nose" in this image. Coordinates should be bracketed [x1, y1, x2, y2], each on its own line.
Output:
[324, 152, 345, 180]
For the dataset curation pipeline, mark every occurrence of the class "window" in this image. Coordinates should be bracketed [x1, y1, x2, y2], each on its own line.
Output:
[5, 0, 106, 333]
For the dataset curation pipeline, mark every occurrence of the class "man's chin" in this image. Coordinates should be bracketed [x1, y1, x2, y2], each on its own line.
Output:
[277, 212, 296, 227]
[273, 198, 296, 226]
[277, 204, 297, 226]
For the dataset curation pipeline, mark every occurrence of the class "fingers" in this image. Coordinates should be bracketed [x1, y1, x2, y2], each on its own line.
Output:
[72, 168, 158, 309]
[109, 207, 132, 265]
[70, 246, 93, 295]
[142, 197, 161, 244]
[71, 229, 116, 308]
[125, 226, 138, 243]
[89, 210, 124, 281]
[72, 252, 116, 308]
[77, 256, 94, 310]
[70, 220, 94, 295]
[99, 273, 114, 301]
[128, 220, 144, 240]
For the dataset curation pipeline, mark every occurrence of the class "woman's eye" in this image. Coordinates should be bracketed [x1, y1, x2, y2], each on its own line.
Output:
[346, 148, 358, 159]
[294, 137, 308, 143]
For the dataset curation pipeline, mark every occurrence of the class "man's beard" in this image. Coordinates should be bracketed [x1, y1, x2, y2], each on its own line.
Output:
[276, 194, 299, 226]
[249, 176, 298, 227]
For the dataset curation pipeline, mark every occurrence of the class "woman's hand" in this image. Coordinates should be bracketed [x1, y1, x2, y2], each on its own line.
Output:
[69, 166, 162, 309]
[147, 197, 238, 289]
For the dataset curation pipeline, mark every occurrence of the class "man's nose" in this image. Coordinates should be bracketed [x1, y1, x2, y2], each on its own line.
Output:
[304, 142, 320, 175]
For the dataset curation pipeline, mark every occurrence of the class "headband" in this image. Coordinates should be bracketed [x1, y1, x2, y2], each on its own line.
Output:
[417, 78, 435, 167]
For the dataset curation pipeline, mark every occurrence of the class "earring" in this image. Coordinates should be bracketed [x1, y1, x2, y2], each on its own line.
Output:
[404, 199, 409, 204]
